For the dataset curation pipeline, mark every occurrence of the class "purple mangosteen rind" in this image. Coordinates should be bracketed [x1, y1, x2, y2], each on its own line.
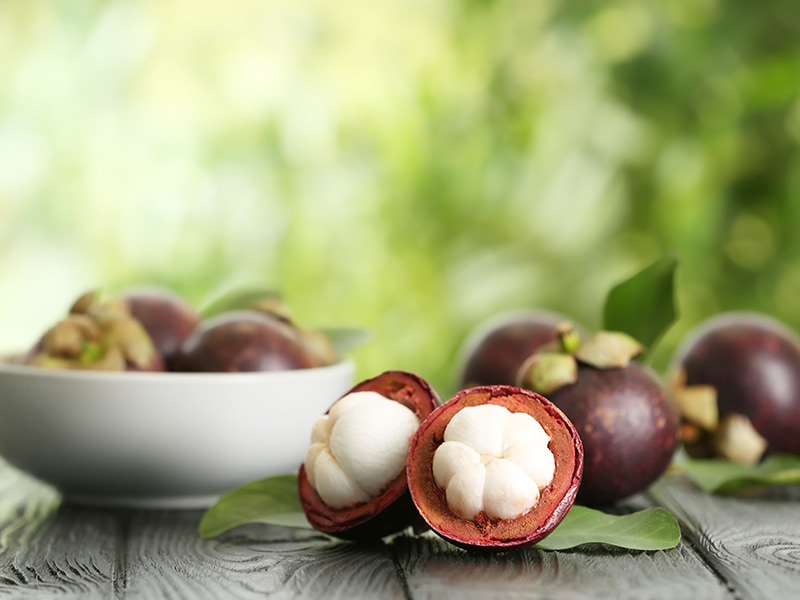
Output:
[172, 310, 323, 372]
[546, 363, 680, 506]
[120, 286, 200, 366]
[457, 311, 574, 388]
[671, 311, 800, 458]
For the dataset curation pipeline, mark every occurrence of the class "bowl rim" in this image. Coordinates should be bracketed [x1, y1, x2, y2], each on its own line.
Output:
[0, 357, 355, 384]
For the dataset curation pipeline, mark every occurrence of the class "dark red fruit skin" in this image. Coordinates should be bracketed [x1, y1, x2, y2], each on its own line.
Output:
[547, 363, 679, 506]
[172, 310, 320, 372]
[673, 312, 800, 455]
[298, 371, 440, 540]
[406, 385, 583, 551]
[121, 286, 200, 368]
[458, 311, 570, 388]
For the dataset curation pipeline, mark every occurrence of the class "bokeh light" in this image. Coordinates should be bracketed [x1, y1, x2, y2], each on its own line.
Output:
[2, 0, 799, 396]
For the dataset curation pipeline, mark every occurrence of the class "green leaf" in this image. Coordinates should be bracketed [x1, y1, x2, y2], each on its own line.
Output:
[602, 256, 678, 359]
[199, 475, 311, 539]
[535, 505, 681, 551]
[199, 478, 681, 553]
[680, 454, 800, 494]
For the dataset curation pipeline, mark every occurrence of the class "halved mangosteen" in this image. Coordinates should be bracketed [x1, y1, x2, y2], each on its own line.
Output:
[298, 370, 440, 540]
[406, 385, 583, 551]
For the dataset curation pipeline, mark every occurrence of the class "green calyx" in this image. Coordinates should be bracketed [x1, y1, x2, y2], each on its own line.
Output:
[27, 290, 161, 371]
[516, 323, 646, 395]
[517, 351, 578, 395]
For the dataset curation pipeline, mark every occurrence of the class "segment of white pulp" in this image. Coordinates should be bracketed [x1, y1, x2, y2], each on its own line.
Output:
[304, 391, 420, 508]
[432, 404, 555, 520]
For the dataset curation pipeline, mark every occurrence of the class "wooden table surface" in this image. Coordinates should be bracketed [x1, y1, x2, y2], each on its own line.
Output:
[0, 459, 798, 599]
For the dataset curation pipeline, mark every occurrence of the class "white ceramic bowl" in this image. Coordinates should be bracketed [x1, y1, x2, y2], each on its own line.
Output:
[0, 360, 354, 509]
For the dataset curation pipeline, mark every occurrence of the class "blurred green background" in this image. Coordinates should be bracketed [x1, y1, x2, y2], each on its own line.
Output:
[2, 0, 799, 397]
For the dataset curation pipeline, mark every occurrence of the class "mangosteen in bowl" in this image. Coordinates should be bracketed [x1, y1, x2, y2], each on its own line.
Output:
[22, 290, 164, 372]
[172, 310, 333, 373]
[120, 285, 200, 369]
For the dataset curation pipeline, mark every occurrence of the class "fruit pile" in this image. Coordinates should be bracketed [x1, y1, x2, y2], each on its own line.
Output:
[295, 303, 800, 551]
[20, 286, 337, 373]
[18, 265, 800, 553]
[293, 256, 800, 551]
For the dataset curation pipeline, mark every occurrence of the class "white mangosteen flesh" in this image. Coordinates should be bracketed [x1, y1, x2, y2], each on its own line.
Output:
[432, 404, 555, 521]
[304, 391, 420, 509]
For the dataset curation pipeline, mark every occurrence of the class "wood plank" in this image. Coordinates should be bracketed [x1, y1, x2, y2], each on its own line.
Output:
[120, 511, 407, 599]
[0, 462, 408, 599]
[0, 462, 119, 598]
[390, 491, 732, 599]
[650, 475, 800, 600]
[390, 530, 730, 600]
[2, 457, 798, 600]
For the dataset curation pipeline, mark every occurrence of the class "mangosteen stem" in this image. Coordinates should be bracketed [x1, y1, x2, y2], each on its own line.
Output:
[556, 322, 582, 355]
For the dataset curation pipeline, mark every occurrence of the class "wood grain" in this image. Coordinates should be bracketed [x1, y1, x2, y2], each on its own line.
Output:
[390, 528, 731, 600]
[0, 463, 118, 598]
[1, 459, 799, 599]
[650, 475, 800, 600]
[389, 492, 732, 599]
[121, 511, 407, 599]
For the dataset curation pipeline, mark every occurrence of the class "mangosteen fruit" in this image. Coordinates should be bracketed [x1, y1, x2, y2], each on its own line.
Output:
[670, 312, 800, 465]
[24, 290, 165, 372]
[518, 328, 680, 506]
[199, 287, 337, 368]
[298, 371, 440, 540]
[457, 311, 575, 389]
[406, 385, 583, 551]
[172, 310, 329, 372]
[120, 285, 200, 368]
